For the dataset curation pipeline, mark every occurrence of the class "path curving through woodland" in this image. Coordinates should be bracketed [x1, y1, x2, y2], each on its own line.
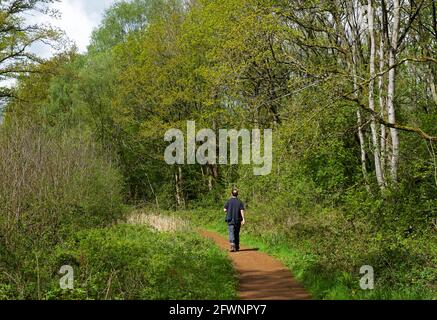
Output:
[200, 230, 311, 300]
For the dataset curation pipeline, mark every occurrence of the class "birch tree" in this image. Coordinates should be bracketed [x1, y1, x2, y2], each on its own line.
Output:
[378, 1, 388, 179]
[386, 0, 401, 183]
[367, 0, 385, 189]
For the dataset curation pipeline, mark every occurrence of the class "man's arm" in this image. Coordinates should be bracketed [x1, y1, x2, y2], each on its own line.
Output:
[240, 201, 246, 225]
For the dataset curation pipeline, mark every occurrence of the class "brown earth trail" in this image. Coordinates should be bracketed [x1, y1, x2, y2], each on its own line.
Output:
[200, 230, 311, 300]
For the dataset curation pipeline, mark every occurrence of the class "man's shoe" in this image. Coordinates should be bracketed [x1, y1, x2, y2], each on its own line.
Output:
[230, 244, 236, 252]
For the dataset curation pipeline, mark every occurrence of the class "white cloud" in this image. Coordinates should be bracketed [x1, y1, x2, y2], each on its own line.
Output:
[55, 0, 99, 52]
[0, 1, 117, 90]
[29, 0, 117, 57]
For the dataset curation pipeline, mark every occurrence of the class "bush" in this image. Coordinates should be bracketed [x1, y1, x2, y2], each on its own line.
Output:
[44, 225, 237, 300]
[0, 123, 125, 299]
[179, 207, 437, 300]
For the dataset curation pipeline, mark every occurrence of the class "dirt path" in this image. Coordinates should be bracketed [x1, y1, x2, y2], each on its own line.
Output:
[200, 230, 311, 300]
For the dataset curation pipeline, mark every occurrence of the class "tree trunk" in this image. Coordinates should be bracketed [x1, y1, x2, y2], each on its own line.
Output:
[352, 41, 370, 190]
[368, 0, 385, 189]
[146, 173, 160, 210]
[378, 18, 387, 182]
[387, 0, 401, 184]
[357, 109, 369, 189]
[428, 65, 437, 107]
[206, 166, 213, 191]
[175, 166, 185, 209]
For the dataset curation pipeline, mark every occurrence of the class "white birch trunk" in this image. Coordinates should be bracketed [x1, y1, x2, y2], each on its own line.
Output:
[428, 65, 437, 106]
[368, 0, 385, 189]
[175, 166, 185, 209]
[378, 24, 387, 181]
[387, 0, 401, 183]
[352, 42, 369, 190]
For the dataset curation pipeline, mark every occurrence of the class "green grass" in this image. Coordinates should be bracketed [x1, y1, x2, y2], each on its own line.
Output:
[43, 224, 238, 300]
[169, 209, 436, 300]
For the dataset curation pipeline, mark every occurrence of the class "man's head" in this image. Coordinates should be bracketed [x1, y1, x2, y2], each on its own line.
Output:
[231, 188, 239, 197]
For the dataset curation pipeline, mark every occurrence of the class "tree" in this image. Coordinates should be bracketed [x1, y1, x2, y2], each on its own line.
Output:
[386, 0, 401, 183]
[367, 0, 385, 189]
[0, 0, 60, 103]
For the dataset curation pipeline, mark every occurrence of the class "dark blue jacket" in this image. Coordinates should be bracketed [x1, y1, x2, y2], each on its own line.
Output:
[224, 197, 245, 224]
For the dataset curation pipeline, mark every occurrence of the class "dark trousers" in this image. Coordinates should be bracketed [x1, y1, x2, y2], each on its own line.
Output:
[228, 223, 241, 248]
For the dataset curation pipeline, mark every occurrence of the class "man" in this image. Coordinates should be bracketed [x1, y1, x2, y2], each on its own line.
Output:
[224, 188, 246, 252]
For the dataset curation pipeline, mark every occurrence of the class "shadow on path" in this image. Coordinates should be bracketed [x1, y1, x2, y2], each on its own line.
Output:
[237, 248, 260, 252]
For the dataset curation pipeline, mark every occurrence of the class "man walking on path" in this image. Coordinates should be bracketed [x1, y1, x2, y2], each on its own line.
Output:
[224, 188, 246, 252]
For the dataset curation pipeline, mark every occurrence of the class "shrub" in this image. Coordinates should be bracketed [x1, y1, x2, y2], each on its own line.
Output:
[0, 123, 125, 298]
[44, 225, 237, 300]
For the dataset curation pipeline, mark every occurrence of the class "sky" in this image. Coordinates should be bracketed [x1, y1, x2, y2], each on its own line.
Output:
[30, 0, 118, 57]
[0, 0, 119, 91]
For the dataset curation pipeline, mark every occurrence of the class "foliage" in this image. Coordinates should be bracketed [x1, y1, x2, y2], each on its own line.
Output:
[0, 0, 62, 101]
[45, 224, 237, 300]
[1, 0, 436, 300]
[178, 209, 436, 300]
[0, 122, 125, 299]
